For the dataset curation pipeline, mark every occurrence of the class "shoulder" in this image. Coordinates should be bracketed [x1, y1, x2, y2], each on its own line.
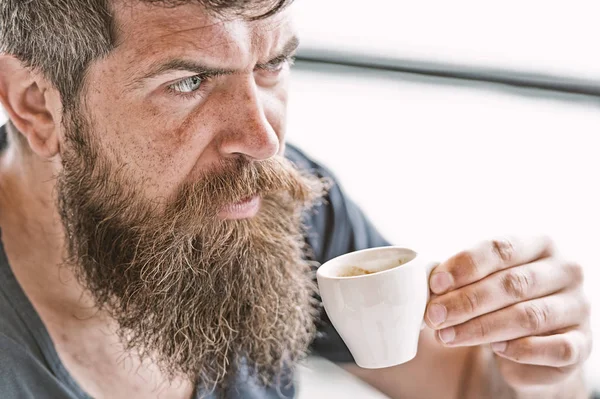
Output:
[0, 274, 45, 359]
[0, 124, 7, 152]
[0, 333, 44, 373]
[285, 143, 390, 264]
[284, 144, 347, 260]
[0, 334, 77, 399]
[285, 143, 334, 180]
[0, 256, 78, 397]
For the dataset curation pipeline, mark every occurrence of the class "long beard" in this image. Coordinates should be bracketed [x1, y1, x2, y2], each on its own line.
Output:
[56, 112, 328, 393]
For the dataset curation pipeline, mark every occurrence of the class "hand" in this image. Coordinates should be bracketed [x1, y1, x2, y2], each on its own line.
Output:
[425, 236, 592, 390]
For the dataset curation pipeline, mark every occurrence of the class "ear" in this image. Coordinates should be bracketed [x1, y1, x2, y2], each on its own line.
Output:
[0, 55, 60, 158]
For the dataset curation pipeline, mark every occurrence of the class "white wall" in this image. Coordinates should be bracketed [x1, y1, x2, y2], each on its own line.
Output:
[287, 64, 600, 389]
[294, 0, 600, 82]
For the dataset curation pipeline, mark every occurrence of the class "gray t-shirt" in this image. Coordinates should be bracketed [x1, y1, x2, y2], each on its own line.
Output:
[0, 124, 390, 398]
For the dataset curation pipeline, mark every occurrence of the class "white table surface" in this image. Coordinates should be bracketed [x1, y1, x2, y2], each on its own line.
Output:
[296, 357, 390, 399]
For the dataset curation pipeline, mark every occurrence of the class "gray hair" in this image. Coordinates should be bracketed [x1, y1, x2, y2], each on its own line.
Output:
[0, 0, 292, 112]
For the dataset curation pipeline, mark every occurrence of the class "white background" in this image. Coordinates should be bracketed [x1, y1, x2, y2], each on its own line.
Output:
[286, 65, 600, 392]
[290, 1, 600, 391]
[2, 1, 600, 394]
[293, 0, 600, 81]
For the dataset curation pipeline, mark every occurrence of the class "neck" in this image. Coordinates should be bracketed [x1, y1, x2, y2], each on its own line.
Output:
[0, 133, 97, 321]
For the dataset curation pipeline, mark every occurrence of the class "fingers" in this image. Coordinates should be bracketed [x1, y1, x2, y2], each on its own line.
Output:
[425, 258, 584, 329]
[495, 358, 578, 388]
[435, 291, 590, 347]
[430, 236, 555, 295]
[492, 328, 592, 368]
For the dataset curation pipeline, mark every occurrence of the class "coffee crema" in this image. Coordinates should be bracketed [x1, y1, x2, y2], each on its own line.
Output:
[338, 258, 408, 277]
[338, 266, 375, 278]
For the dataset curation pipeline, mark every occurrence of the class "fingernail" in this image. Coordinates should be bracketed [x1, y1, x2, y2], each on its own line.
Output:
[430, 272, 453, 294]
[427, 304, 447, 326]
[492, 342, 507, 353]
[439, 327, 455, 344]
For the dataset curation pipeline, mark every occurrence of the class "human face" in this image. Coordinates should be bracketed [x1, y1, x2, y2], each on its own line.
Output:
[78, 2, 297, 217]
[53, 3, 328, 390]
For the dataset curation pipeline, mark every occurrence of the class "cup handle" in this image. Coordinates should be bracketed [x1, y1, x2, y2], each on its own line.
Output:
[421, 261, 440, 330]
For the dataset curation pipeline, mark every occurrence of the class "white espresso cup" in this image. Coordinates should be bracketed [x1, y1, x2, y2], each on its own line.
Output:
[316, 247, 437, 369]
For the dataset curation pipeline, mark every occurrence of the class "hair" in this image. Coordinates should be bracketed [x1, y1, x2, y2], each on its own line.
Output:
[0, 0, 292, 112]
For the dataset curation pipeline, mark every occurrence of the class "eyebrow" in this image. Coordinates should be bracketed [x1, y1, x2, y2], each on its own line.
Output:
[135, 35, 300, 84]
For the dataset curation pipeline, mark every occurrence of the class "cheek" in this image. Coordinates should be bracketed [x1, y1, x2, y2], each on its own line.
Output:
[83, 67, 213, 201]
[127, 118, 215, 199]
[90, 99, 211, 201]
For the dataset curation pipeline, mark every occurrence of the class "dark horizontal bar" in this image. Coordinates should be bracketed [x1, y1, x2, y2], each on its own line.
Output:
[296, 48, 600, 98]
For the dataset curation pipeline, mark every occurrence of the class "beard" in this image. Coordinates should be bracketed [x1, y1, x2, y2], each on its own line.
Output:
[56, 110, 328, 393]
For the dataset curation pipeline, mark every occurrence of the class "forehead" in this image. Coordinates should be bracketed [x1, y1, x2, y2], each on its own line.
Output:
[111, 2, 295, 68]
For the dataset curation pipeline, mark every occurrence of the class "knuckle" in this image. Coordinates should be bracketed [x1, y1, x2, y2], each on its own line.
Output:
[542, 235, 557, 255]
[501, 270, 532, 300]
[581, 296, 592, 319]
[454, 250, 479, 278]
[473, 318, 491, 339]
[565, 261, 585, 285]
[511, 340, 533, 361]
[557, 338, 578, 364]
[521, 303, 549, 332]
[460, 289, 480, 314]
[490, 238, 515, 264]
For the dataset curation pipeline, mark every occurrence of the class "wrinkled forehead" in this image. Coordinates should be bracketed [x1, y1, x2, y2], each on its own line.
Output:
[110, 2, 295, 70]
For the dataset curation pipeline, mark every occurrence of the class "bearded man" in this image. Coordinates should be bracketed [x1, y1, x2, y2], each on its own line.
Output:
[0, 1, 592, 398]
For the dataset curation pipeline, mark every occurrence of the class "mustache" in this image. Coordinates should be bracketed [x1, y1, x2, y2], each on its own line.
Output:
[167, 156, 327, 221]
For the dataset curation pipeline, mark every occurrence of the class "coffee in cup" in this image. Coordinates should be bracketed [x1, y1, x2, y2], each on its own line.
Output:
[336, 257, 410, 277]
[316, 247, 437, 369]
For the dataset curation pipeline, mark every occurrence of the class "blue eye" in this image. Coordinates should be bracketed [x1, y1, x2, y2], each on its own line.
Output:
[265, 61, 286, 72]
[262, 56, 296, 73]
[267, 57, 295, 72]
[169, 75, 203, 93]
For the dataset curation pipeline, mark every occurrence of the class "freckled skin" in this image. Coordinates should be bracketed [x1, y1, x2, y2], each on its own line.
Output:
[82, 3, 295, 204]
[0, 4, 299, 397]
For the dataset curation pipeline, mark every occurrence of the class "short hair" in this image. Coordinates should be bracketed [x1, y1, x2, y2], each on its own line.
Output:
[0, 0, 292, 112]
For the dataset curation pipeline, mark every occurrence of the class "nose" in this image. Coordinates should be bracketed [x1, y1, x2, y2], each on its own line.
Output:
[217, 78, 280, 161]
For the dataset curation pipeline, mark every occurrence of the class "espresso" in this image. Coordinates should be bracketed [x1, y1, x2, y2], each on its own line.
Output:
[338, 258, 408, 277]
[338, 266, 375, 278]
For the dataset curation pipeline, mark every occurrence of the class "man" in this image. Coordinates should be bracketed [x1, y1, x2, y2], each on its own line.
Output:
[0, 1, 591, 398]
